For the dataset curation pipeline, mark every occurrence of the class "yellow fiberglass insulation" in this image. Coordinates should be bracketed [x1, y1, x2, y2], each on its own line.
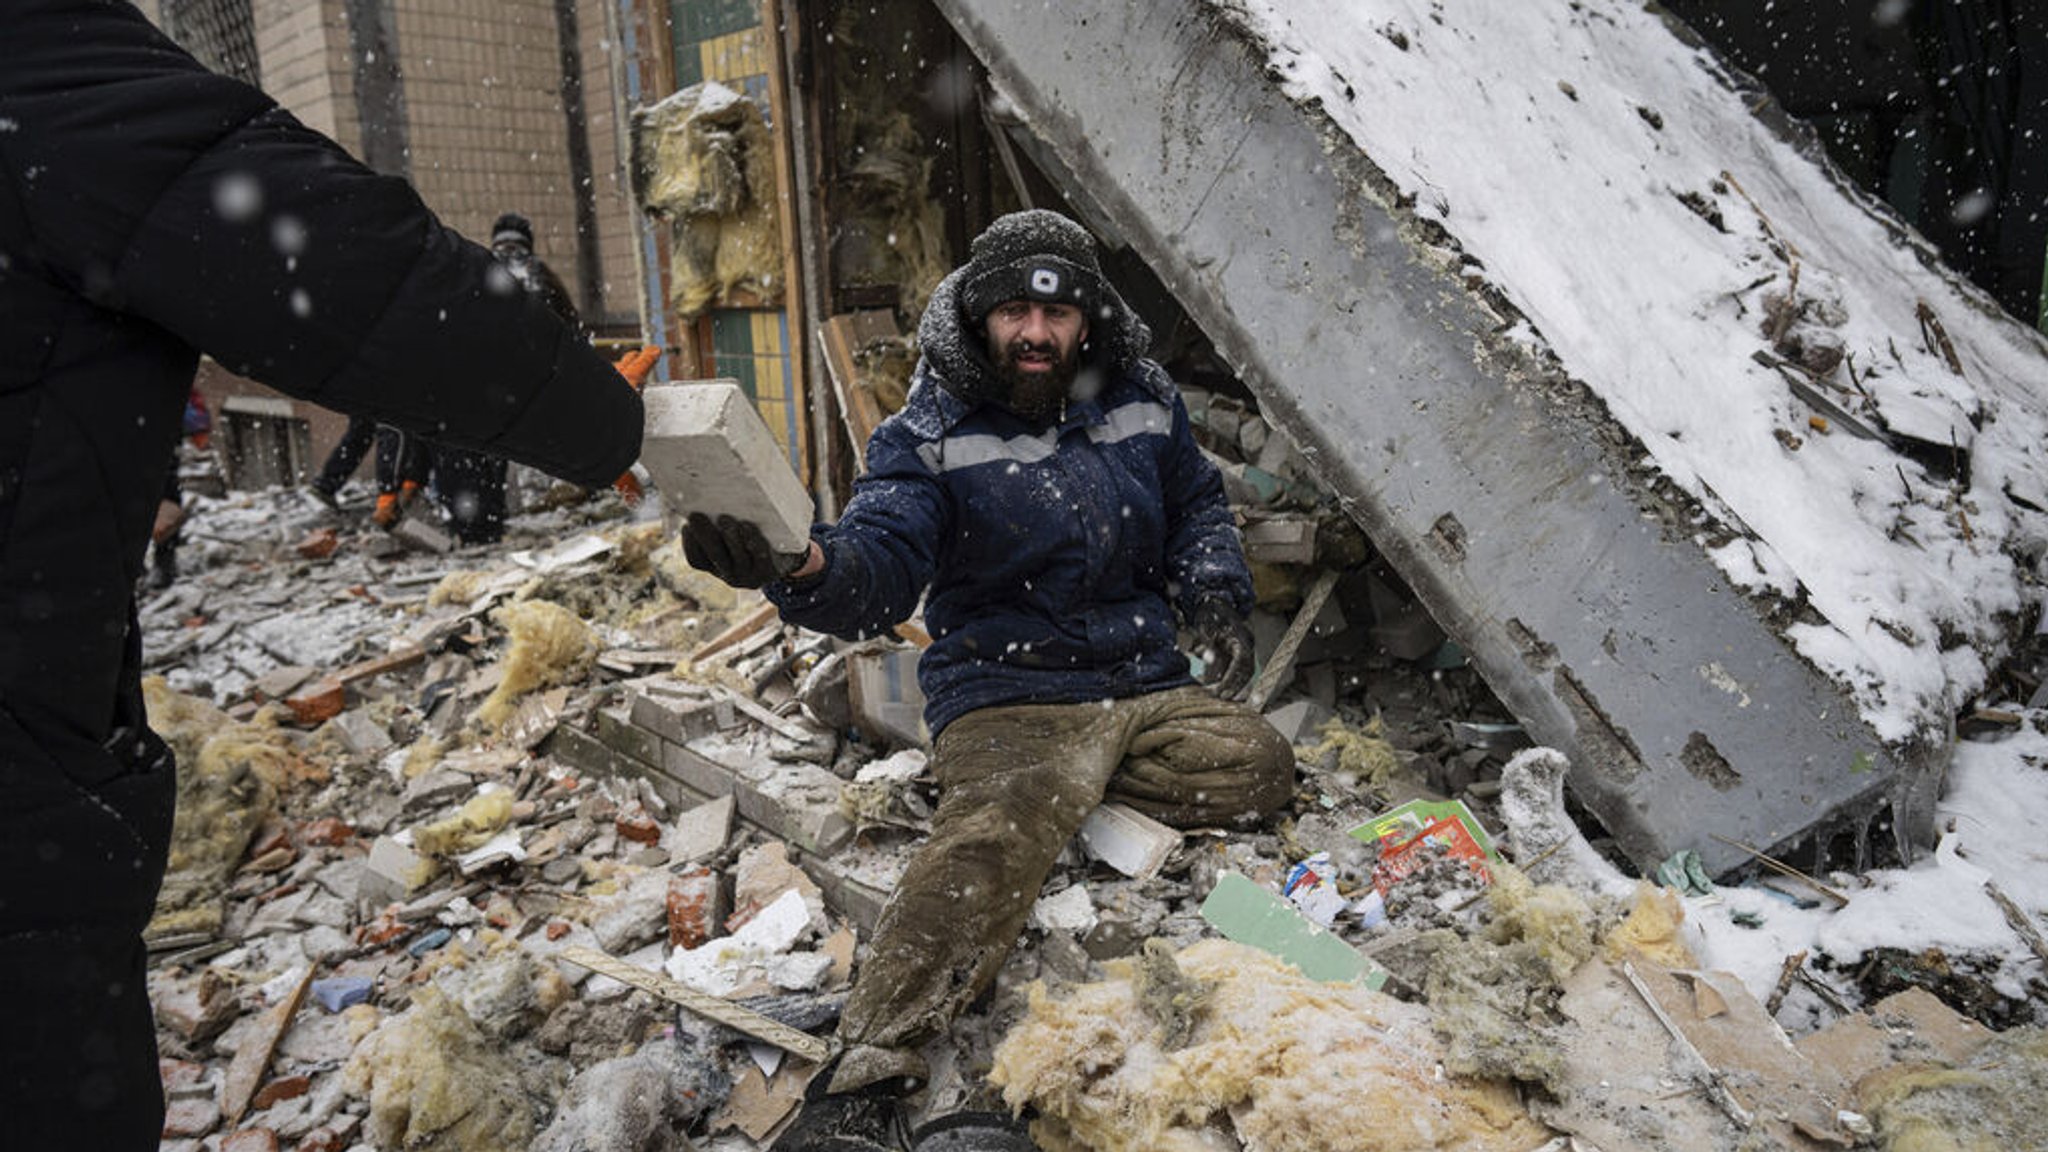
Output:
[1861, 1025, 2048, 1152]
[1602, 881, 1698, 969]
[412, 789, 514, 859]
[1481, 864, 1599, 982]
[990, 938, 1550, 1152]
[428, 569, 492, 608]
[478, 599, 593, 731]
[143, 679, 292, 938]
[630, 82, 783, 317]
[343, 986, 535, 1152]
[403, 736, 447, 780]
[1299, 715, 1400, 788]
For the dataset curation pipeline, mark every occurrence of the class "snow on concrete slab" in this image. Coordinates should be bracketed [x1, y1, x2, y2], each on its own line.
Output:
[1227, 0, 2048, 742]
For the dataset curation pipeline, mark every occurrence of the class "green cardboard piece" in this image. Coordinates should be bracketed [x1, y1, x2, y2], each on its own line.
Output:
[1198, 871, 1388, 990]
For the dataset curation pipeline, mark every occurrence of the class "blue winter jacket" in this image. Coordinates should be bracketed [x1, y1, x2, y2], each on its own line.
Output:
[767, 269, 1252, 736]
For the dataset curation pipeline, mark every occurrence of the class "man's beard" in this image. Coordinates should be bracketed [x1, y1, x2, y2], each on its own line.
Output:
[993, 338, 1081, 422]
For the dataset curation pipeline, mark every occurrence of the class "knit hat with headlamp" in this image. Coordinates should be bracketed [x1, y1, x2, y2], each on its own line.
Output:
[956, 209, 1107, 325]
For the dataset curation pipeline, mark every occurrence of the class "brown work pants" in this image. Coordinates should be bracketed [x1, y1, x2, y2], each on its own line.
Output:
[832, 685, 1294, 1089]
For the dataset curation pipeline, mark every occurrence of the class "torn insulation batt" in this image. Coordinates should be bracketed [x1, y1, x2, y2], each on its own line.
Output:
[991, 938, 1551, 1152]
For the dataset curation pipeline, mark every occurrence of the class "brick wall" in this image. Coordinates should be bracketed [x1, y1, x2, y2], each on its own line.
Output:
[395, 0, 580, 265]
[253, 0, 355, 148]
[579, 0, 642, 329]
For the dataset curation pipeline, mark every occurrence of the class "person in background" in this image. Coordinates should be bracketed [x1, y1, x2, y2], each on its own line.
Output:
[147, 466, 184, 590]
[146, 388, 209, 588]
[683, 209, 1293, 1149]
[427, 212, 588, 544]
[307, 412, 375, 511]
[371, 424, 432, 529]
[0, 3, 644, 1146]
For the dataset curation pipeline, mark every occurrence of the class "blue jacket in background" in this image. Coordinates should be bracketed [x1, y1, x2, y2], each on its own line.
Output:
[768, 268, 1251, 736]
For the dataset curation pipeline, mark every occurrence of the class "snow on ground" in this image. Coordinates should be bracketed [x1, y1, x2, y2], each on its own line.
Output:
[1228, 0, 2048, 746]
[1690, 720, 2047, 1016]
[1223, 0, 2048, 1015]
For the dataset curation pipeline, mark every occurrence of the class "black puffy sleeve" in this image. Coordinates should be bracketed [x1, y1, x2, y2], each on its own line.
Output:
[2, 0, 642, 488]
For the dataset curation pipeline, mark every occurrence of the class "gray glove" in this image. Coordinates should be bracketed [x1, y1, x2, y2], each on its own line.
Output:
[1191, 597, 1255, 701]
[681, 513, 808, 589]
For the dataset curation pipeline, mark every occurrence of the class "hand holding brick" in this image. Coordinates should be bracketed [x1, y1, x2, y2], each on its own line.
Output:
[640, 380, 814, 554]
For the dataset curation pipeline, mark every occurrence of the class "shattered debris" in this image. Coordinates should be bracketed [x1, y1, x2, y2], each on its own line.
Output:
[138, 472, 2044, 1152]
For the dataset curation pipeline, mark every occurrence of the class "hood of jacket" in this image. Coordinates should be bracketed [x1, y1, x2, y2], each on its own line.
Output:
[914, 262, 1153, 422]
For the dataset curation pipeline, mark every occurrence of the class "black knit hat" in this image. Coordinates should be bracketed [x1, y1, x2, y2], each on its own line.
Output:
[491, 212, 533, 247]
[957, 209, 1107, 326]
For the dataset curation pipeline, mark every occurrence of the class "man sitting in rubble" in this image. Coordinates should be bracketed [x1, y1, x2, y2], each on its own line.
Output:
[682, 208, 1295, 1146]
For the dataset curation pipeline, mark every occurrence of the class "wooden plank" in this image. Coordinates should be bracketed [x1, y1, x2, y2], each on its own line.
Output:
[760, 0, 811, 489]
[221, 964, 314, 1124]
[558, 945, 831, 1062]
[1986, 879, 2048, 970]
[819, 312, 898, 471]
[690, 600, 781, 664]
[1246, 569, 1340, 711]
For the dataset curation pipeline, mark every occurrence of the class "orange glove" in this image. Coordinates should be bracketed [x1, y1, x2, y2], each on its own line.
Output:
[372, 492, 402, 527]
[616, 345, 661, 390]
[612, 470, 643, 506]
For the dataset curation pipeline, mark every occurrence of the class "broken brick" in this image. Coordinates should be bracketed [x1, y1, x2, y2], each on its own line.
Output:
[355, 908, 409, 948]
[250, 1074, 310, 1110]
[159, 1057, 207, 1097]
[293, 1127, 348, 1152]
[296, 817, 353, 847]
[667, 867, 723, 949]
[162, 1096, 221, 1138]
[295, 528, 339, 560]
[221, 1127, 280, 1152]
[616, 807, 662, 845]
[283, 680, 345, 726]
[252, 881, 302, 905]
[546, 920, 573, 941]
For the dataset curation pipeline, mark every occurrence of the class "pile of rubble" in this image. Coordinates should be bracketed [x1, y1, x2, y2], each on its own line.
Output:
[141, 477, 2045, 1152]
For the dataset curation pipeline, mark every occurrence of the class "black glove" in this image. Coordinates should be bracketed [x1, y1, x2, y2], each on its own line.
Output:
[682, 513, 809, 589]
[1190, 597, 1255, 701]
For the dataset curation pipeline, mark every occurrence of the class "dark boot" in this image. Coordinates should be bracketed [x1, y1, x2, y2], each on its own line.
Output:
[911, 1112, 1038, 1151]
[773, 1058, 911, 1152]
[774, 1095, 907, 1152]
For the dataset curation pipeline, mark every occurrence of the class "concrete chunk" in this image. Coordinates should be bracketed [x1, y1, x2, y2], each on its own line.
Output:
[327, 710, 392, 758]
[924, 0, 2044, 872]
[629, 690, 729, 746]
[1077, 802, 1180, 880]
[667, 794, 735, 865]
[390, 515, 454, 555]
[641, 381, 813, 553]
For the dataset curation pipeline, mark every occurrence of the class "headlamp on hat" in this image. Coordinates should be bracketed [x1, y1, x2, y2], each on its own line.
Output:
[961, 254, 1097, 325]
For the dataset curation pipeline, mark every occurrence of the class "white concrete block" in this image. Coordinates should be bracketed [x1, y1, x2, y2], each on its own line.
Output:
[641, 380, 813, 553]
[1077, 802, 1181, 880]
